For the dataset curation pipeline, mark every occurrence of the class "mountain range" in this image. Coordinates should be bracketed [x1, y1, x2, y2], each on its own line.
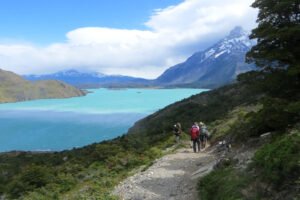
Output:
[23, 69, 149, 88]
[0, 69, 86, 103]
[22, 26, 256, 89]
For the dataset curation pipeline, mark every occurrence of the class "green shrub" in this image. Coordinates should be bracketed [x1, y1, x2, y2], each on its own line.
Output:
[144, 147, 162, 160]
[24, 189, 59, 200]
[89, 161, 103, 170]
[54, 173, 76, 193]
[253, 131, 300, 185]
[7, 164, 53, 198]
[197, 168, 250, 200]
[7, 180, 27, 199]
[127, 156, 145, 168]
[19, 165, 53, 189]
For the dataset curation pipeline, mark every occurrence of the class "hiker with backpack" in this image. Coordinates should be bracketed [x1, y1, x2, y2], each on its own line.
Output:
[199, 122, 210, 149]
[190, 122, 200, 153]
[173, 122, 181, 143]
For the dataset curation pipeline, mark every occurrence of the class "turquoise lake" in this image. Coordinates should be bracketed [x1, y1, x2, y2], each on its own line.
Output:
[0, 88, 207, 152]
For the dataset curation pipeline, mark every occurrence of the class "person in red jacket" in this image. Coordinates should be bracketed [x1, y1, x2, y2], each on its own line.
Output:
[190, 122, 200, 153]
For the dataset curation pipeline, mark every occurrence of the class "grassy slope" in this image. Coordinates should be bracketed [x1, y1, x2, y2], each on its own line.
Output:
[126, 83, 260, 150]
[0, 69, 86, 103]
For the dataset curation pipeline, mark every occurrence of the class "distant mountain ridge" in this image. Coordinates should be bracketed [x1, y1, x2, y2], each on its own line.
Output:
[23, 70, 150, 87]
[155, 26, 257, 88]
[23, 27, 256, 89]
[0, 69, 86, 103]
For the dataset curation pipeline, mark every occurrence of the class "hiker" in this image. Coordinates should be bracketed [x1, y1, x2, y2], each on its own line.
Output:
[173, 122, 181, 143]
[189, 122, 199, 148]
[190, 122, 200, 153]
[199, 122, 210, 148]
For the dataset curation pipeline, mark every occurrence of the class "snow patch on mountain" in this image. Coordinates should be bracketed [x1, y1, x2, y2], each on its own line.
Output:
[196, 26, 255, 63]
[215, 50, 227, 58]
[204, 49, 216, 59]
[51, 70, 105, 78]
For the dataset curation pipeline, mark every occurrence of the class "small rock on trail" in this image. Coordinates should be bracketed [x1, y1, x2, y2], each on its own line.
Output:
[112, 146, 216, 200]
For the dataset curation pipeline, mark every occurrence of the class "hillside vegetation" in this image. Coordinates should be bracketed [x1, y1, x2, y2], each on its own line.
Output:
[0, 69, 87, 103]
[0, 0, 299, 199]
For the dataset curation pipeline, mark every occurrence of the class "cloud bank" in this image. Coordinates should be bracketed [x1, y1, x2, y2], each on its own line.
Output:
[0, 0, 257, 78]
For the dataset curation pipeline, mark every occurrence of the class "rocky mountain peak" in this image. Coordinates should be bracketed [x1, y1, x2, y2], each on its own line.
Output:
[228, 26, 247, 38]
[155, 26, 257, 88]
[192, 26, 254, 63]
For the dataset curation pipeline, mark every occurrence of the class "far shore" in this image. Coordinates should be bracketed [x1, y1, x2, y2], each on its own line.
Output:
[0, 150, 56, 155]
[0, 89, 89, 104]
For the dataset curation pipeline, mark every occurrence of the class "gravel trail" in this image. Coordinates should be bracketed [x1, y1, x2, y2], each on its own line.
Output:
[113, 145, 216, 200]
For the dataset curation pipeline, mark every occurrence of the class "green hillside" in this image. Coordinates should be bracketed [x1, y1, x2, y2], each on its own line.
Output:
[126, 83, 260, 148]
[0, 69, 87, 103]
[0, 0, 299, 199]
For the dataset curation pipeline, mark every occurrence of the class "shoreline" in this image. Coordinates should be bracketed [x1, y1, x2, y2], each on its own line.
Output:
[0, 89, 89, 104]
[0, 150, 57, 155]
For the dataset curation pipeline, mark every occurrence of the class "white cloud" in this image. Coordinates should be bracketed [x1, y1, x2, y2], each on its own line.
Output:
[0, 0, 257, 79]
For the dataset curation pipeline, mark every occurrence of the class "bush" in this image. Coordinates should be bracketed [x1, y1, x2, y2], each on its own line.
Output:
[197, 168, 250, 200]
[54, 173, 76, 193]
[253, 131, 300, 185]
[7, 164, 53, 198]
[127, 156, 145, 168]
[19, 165, 52, 189]
[7, 180, 27, 199]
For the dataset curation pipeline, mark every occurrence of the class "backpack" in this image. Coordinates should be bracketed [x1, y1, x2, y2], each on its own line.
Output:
[205, 129, 211, 138]
[201, 125, 211, 138]
[177, 123, 181, 130]
[191, 127, 198, 140]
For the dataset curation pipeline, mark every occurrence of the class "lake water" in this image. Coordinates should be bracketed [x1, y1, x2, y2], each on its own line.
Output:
[0, 88, 207, 152]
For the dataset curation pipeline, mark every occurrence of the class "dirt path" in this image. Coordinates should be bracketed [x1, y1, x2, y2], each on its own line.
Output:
[112, 145, 217, 200]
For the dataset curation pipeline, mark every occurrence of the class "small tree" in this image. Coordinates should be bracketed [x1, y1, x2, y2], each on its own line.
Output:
[19, 165, 52, 188]
[246, 0, 300, 74]
[239, 0, 300, 133]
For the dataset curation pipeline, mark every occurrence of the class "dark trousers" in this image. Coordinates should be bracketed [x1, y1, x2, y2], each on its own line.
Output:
[192, 139, 200, 152]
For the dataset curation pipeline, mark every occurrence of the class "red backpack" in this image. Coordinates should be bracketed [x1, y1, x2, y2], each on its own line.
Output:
[191, 127, 199, 140]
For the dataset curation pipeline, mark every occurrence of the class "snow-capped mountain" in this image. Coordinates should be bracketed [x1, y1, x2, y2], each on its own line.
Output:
[51, 69, 105, 78]
[23, 69, 149, 86]
[155, 26, 256, 88]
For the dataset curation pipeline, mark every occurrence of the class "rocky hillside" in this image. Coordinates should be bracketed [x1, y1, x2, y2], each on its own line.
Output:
[0, 69, 87, 103]
[155, 27, 256, 88]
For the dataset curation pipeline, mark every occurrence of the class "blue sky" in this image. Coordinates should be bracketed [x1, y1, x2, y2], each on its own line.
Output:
[0, 0, 182, 45]
[0, 0, 257, 78]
